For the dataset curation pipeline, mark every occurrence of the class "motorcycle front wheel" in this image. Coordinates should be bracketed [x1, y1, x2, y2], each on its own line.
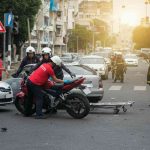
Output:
[65, 92, 90, 119]
[15, 96, 36, 115]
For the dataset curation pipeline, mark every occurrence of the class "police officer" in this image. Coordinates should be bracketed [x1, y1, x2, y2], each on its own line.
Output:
[114, 54, 126, 83]
[12, 46, 39, 77]
[147, 65, 150, 85]
[31, 47, 76, 79]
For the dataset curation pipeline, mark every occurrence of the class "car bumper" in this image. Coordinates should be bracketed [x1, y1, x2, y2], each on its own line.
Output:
[0, 91, 14, 105]
[97, 71, 106, 76]
[126, 62, 138, 66]
[0, 98, 13, 106]
[86, 88, 104, 102]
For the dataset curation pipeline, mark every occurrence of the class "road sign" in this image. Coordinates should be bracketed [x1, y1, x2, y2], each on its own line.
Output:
[4, 13, 13, 27]
[0, 21, 6, 33]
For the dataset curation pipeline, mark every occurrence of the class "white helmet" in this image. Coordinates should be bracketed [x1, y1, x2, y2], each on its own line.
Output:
[26, 46, 35, 53]
[51, 56, 62, 66]
[42, 47, 51, 55]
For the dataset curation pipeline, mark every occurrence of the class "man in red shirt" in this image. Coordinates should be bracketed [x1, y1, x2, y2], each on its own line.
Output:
[25, 56, 64, 119]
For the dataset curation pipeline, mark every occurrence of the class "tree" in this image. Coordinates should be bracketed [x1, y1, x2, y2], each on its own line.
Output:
[67, 24, 93, 53]
[0, 0, 41, 55]
[132, 26, 150, 49]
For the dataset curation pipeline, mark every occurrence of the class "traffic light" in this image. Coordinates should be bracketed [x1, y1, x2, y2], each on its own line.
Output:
[13, 16, 19, 34]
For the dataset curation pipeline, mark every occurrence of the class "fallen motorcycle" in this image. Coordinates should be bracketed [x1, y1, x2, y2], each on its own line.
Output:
[15, 74, 90, 119]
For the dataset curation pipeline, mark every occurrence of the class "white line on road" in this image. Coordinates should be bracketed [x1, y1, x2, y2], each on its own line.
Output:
[134, 86, 146, 91]
[109, 86, 122, 91]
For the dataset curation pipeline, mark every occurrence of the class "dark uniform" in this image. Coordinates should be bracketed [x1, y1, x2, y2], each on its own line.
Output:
[114, 56, 126, 83]
[30, 57, 75, 79]
[12, 55, 39, 77]
[147, 65, 150, 85]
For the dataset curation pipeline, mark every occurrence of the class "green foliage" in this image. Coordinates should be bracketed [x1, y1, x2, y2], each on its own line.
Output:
[0, 0, 41, 53]
[68, 24, 93, 53]
[132, 26, 150, 49]
[68, 19, 115, 53]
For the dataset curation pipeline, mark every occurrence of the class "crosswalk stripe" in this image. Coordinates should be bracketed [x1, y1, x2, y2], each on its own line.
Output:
[134, 86, 146, 91]
[109, 86, 122, 91]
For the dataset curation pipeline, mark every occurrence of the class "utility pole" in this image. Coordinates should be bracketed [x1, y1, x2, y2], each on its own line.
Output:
[77, 36, 78, 53]
[7, 11, 12, 70]
[27, 18, 31, 46]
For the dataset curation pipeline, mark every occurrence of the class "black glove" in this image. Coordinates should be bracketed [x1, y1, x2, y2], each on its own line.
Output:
[11, 73, 18, 78]
[70, 72, 76, 78]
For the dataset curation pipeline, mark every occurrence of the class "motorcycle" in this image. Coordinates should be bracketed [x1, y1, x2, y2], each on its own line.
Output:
[14, 74, 90, 119]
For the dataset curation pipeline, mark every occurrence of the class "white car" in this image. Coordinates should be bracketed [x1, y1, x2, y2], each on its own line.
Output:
[0, 81, 13, 106]
[79, 55, 109, 79]
[124, 54, 139, 66]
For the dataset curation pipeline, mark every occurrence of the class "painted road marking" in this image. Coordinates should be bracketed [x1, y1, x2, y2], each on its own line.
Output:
[109, 86, 122, 91]
[134, 86, 146, 91]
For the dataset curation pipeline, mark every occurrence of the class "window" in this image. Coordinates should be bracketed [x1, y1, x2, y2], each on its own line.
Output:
[44, 16, 49, 27]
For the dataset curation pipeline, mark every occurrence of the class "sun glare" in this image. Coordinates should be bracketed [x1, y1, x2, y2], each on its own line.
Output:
[121, 12, 139, 26]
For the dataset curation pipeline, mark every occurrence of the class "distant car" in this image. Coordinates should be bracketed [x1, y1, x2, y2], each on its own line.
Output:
[91, 52, 111, 71]
[63, 64, 104, 102]
[0, 81, 13, 106]
[61, 53, 79, 63]
[79, 55, 109, 80]
[124, 54, 139, 66]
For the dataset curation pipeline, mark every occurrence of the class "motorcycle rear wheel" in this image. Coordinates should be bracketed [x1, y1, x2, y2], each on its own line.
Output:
[65, 93, 90, 119]
[15, 96, 35, 115]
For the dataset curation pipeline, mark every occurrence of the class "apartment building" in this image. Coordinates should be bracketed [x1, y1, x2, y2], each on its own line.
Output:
[76, 0, 112, 29]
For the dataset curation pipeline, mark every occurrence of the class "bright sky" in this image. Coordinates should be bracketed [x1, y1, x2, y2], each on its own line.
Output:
[113, 0, 150, 32]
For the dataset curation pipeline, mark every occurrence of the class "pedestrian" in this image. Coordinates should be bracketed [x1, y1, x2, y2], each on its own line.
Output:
[0, 52, 9, 80]
[12, 46, 39, 78]
[25, 56, 64, 119]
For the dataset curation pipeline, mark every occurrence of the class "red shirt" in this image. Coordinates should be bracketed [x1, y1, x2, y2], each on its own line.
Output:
[0, 59, 5, 77]
[29, 63, 55, 86]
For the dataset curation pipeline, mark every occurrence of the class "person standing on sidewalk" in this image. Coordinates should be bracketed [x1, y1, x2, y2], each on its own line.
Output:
[0, 52, 9, 81]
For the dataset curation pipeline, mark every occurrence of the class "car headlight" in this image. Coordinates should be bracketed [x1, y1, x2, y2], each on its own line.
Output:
[99, 68, 105, 71]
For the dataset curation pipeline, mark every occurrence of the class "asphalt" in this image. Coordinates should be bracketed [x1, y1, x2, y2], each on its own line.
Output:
[0, 59, 150, 150]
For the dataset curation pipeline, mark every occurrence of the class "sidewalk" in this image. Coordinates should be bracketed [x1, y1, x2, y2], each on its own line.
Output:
[2, 61, 20, 80]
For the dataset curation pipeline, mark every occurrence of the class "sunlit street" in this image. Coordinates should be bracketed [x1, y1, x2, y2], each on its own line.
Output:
[0, 0, 150, 150]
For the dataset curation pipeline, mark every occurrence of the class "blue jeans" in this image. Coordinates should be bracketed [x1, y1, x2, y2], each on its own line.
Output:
[27, 79, 44, 116]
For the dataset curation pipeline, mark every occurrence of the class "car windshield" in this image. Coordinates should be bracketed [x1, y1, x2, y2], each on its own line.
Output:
[125, 55, 137, 59]
[62, 54, 72, 58]
[91, 52, 109, 58]
[80, 58, 104, 64]
[63, 65, 97, 75]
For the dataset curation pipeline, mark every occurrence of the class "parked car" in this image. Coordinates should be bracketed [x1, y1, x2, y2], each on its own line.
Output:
[0, 81, 13, 106]
[4, 64, 35, 98]
[90, 52, 111, 71]
[124, 54, 139, 66]
[79, 55, 109, 80]
[6, 64, 104, 103]
[63, 64, 104, 102]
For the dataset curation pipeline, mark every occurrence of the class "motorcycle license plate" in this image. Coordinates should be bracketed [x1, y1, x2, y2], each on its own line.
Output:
[83, 87, 91, 95]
